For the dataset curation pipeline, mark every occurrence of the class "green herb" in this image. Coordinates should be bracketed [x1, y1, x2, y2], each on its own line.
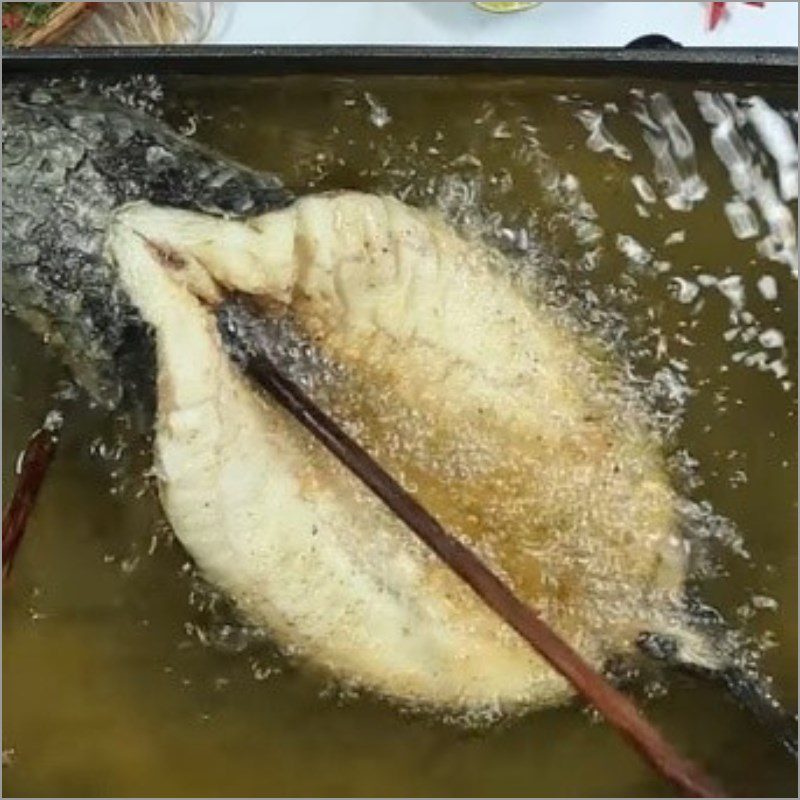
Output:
[2, 2, 59, 44]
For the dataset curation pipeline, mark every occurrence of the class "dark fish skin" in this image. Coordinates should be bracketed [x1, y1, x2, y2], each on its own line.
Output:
[2, 79, 291, 407]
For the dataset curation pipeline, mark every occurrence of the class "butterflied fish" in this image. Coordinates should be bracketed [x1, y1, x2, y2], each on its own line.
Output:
[104, 193, 693, 709]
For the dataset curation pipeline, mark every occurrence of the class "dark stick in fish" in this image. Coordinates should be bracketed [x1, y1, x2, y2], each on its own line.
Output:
[3, 413, 62, 578]
[236, 347, 725, 799]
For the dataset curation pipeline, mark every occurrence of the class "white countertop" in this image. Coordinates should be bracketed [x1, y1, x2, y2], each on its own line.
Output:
[210, 1, 799, 49]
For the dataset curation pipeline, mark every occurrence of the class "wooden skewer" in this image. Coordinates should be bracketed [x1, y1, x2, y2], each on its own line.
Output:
[236, 346, 725, 799]
[21, 3, 94, 47]
[3, 413, 62, 578]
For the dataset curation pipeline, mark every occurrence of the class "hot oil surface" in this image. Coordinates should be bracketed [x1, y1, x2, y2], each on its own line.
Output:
[3, 74, 797, 797]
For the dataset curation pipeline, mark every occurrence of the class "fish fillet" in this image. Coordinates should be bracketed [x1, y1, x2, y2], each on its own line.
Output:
[106, 191, 686, 711]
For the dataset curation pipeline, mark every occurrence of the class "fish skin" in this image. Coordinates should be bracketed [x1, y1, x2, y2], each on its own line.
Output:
[2, 81, 290, 407]
[106, 193, 689, 711]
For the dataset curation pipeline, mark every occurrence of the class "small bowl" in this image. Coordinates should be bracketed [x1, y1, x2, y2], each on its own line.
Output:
[473, 2, 542, 13]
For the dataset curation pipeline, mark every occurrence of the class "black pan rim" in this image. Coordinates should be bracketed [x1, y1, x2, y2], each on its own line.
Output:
[3, 44, 797, 82]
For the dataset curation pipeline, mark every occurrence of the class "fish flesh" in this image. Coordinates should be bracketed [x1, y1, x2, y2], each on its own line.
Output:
[104, 193, 692, 710]
[4, 81, 708, 712]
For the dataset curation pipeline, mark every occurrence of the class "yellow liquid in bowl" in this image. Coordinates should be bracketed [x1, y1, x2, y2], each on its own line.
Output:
[474, 2, 541, 13]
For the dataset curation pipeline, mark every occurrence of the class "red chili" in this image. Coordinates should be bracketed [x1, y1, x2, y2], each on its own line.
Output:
[709, 2, 727, 30]
[2, 11, 22, 30]
[709, 1, 765, 31]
